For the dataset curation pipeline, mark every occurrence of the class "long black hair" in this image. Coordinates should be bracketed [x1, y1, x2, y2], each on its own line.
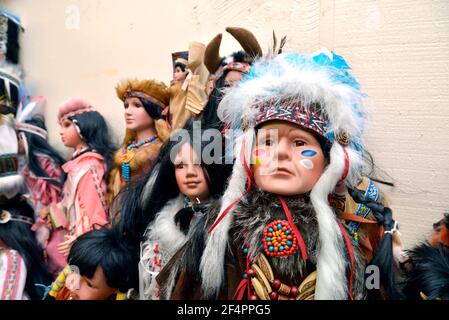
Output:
[69, 111, 116, 175]
[0, 195, 52, 299]
[21, 116, 66, 188]
[68, 226, 139, 293]
[115, 121, 232, 246]
[348, 187, 402, 300]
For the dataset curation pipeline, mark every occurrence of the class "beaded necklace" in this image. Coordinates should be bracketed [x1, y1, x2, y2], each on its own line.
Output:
[122, 135, 159, 183]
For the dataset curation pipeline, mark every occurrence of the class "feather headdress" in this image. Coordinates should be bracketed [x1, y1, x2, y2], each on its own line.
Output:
[200, 50, 369, 299]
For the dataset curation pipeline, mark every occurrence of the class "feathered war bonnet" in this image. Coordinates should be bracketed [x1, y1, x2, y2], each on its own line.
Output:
[115, 79, 170, 146]
[200, 50, 369, 299]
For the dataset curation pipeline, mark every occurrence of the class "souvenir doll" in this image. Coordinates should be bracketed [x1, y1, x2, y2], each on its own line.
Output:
[163, 50, 400, 300]
[201, 27, 263, 129]
[166, 42, 209, 131]
[107, 79, 170, 208]
[401, 213, 449, 300]
[137, 122, 231, 299]
[15, 96, 65, 217]
[39, 97, 114, 275]
[44, 227, 136, 300]
[0, 112, 24, 200]
[0, 195, 52, 300]
[0, 7, 24, 116]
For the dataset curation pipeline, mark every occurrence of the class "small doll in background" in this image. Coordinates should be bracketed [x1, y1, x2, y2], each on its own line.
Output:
[15, 96, 66, 249]
[108, 79, 170, 209]
[39, 97, 114, 276]
[44, 227, 137, 300]
[0, 195, 52, 300]
[401, 213, 449, 300]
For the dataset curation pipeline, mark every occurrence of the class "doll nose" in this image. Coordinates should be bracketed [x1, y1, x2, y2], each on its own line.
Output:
[277, 139, 290, 161]
[186, 164, 198, 177]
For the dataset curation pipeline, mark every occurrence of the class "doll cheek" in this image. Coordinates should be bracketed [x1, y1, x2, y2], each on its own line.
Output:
[299, 159, 314, 170]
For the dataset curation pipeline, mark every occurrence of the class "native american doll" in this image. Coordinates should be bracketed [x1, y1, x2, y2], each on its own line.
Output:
[160, 50, 400, 300]
[0, 7, 25, 117]
[40, 97, 113, 276]
[167, 43, 210, 131]
[0, 195, 52, 300]
[108, 79, 170, 209]
[15, 97, 65, 216]
[401, 213, 449, 300]
[200, 27, 263, 129]
[136, 122, 232, 299]
[43, 227, 135, 300]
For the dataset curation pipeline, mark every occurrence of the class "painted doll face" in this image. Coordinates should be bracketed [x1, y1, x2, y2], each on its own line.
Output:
[59, 118, 83, 148]
[223, 70, 244, 88]
[253, 121, 327, 196]
[124, 97, 154, 132]
[66, 266, 117, 300]
[173, 66, 187, 83]
[174, 143, 210, 203]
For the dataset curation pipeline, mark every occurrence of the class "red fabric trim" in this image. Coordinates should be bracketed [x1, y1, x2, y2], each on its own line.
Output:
[340, 147, 350, 182]
[278, 196, 308, 261]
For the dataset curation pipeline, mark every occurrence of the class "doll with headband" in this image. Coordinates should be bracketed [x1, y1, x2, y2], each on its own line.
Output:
[39, 97, 114, 275]
[0, 195, 52, 299]
[107, 79, 170, 209]
[129, 122, 232, 299]
[163, 51, 400, 300]
[167, 42, 209, 131]
[201, 27, 263, 129]
[16, 97, 66, 214]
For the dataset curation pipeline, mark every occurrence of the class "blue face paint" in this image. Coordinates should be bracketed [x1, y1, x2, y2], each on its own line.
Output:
[301, 150, 317, 157]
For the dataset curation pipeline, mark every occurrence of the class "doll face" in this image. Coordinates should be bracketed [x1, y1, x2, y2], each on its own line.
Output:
[174, 143, 210, 203]
[59, 118, 84, 148]
[66, 266, 117, 300]
[253, 121, 327, 196]
[173, 66, 187, 83]
[124, 97, 154, 132]
[224, 70, 244, 87]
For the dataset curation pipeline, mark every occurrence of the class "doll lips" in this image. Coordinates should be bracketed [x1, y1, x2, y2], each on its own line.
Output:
[275, 167, 293, 175]
[185, 181, 200, 188]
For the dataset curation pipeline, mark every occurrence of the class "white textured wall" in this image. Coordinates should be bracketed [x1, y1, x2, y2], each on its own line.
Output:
[1, 0, 448, 248]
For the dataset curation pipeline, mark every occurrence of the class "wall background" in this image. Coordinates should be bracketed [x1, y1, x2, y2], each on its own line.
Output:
[1, 0, 448, 248]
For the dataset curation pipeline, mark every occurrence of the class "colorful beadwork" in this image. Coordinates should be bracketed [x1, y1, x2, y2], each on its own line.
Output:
[263, 220, 298, 257]
[122, 135, 159, 183]
[127, 135, 158, 152]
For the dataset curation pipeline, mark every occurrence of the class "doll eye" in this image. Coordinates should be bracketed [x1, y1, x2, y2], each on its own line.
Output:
[262, 138, 274, 146]
[294, 140, 306, 147]
[175, 163, 184, 169]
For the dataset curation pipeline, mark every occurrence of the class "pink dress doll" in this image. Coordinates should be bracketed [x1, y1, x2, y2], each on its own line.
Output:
[42, 97, 114, 275]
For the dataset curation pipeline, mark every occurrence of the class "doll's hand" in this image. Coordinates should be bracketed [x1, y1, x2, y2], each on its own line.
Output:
[57, 234, 77, 257]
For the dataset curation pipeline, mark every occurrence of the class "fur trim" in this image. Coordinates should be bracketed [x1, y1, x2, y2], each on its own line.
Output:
[200, 128, 255, 298]
[310, 142, 348, 299]
[139, 195, 184, 300]
[115, 79, 170, 106]
[143, 195, 185, 256]
[111, 141, 162, 178]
